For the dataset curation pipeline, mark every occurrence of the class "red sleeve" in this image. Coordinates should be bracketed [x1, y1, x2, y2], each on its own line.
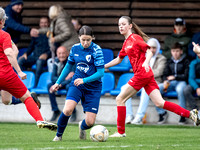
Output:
[118, 41, 127, 59]
[136, 35, 150, 52]
[119, 48, 127, 59]
[3, 32, 12, 51]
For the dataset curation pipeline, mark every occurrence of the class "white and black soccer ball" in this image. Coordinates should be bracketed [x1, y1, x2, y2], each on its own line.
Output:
[90, 125, 109, 142]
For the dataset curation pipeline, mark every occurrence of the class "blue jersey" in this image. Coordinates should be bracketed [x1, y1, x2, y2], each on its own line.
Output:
[68, 42, 104, 91]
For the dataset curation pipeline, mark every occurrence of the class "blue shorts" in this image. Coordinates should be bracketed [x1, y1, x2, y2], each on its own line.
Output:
[66, 86, 101, 114]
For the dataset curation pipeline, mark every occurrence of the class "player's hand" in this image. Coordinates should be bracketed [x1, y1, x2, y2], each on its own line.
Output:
[192, 42, 200, 54]
[142, 61, 150, 72]
[18, 71, 27, 80]
[74, 78, 84, 86]
[50, 83, 61, 93]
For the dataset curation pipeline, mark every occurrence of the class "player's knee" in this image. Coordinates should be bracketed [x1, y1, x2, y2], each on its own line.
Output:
[63, 109, 73, 116]
[86, 120, 95, 127]
[154, 101, 164, 108]
[116, 96, 123, 105]
[20, 90, 31, 103]
[2, 100, 10, 105]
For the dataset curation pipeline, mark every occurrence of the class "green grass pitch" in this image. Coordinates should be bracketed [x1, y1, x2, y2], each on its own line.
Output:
[0, 122, 200, 150]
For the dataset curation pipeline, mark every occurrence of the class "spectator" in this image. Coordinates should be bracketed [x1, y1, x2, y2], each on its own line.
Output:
[183, 52, 200, 112]
[18, 17, 51, 86]
[4, 0, 38, 44]
[125, 38, 167, 124]
[162, 18, 191, 59]
[157, 42, 190, 124]
[71, 18, 82, 32]
[48, 46, 75, 121]
[188, 33, 200, 59]
[37, 4, 79, 65]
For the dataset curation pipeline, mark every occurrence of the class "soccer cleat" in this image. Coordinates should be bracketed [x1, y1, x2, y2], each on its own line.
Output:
[37, 121, 57, 131]
[53, 136, 62, 141]
[189, 109, 200, 126]
[31, 92, 41, 109]
[109, 132, 126, 138]
[79, 121, 86, 140]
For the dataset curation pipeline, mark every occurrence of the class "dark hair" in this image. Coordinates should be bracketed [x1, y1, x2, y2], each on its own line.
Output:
[79, 25, 94, 37]
[40, 16, 50, 23]
[120, 16, 149, 42]
[171, 42, 183, 50]
[72, 17, 82, 26]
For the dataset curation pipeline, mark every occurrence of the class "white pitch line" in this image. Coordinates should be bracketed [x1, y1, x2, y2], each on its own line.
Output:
[34, 145, 131, 150]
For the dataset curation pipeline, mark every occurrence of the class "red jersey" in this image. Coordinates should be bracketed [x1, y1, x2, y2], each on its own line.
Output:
[119, 33, 154, 77]
[0, 30, 13, 76]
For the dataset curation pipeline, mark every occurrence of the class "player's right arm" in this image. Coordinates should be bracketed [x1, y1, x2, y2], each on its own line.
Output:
[50, 63, 73, 93]
[4, 48, 27, 80]
[104, 56, 123, 69]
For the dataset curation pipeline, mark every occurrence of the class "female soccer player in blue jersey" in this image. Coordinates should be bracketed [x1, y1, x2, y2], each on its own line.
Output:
[50, 25, 105, 141]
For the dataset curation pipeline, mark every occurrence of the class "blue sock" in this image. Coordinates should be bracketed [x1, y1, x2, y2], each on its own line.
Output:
[11, 96, 22, 105]
[56, 112, 70, 137]
[81, 119, 91, 130]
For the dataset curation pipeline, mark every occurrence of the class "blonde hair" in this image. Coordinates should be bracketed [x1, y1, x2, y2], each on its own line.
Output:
[48, 5, 64, 19]
[0, 7, 8, 20]
[120, 16, 149, 42]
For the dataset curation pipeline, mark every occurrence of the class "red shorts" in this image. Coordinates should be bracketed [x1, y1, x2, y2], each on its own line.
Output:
[0, 70, 27, 98]
[128, 74, 159, 95]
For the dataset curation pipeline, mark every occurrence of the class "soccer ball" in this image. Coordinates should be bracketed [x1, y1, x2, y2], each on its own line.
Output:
[90, 125, 109, 142]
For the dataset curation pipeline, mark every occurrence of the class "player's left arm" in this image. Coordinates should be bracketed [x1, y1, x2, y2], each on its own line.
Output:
[4, 48, 26, 80]
[142, 49, 153, 72]
[74, 46, 105, 86]
[74, 68, 104, 86]
[83, 46, 105, 83]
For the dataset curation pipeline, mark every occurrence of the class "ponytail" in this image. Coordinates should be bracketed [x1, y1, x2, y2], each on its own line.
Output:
[132, 22, 149, 42]
[120, 16, 150, 42]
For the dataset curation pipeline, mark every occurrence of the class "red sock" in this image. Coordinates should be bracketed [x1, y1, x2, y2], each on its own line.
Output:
[24, 97, 43, 122]
[117, 106, 126, 134]
[163, 101, 190, 118]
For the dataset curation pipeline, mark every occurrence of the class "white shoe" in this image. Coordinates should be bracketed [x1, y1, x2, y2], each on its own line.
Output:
[37, 121, 57, 131]
[109, 132, 126, 137]
[53, 136, 62, 141]
[125, 115, 134, 124]
[79, 121, 86, 140]
[131, 117, 142, 125]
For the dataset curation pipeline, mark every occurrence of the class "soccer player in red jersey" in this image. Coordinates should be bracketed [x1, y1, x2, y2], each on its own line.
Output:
[0, 7, 57, 131]
[105, 16, 200, 137]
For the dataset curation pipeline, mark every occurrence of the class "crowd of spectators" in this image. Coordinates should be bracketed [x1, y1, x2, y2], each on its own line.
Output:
[2, 0, 200, 125]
